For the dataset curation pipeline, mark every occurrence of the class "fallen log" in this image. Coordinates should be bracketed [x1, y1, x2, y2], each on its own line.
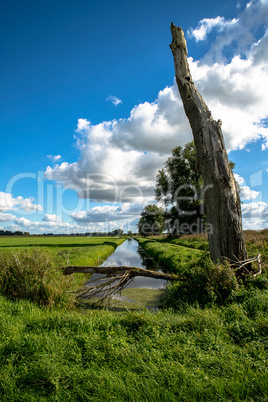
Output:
[62, 265, 185, 304]
[62, 265, 184, 281]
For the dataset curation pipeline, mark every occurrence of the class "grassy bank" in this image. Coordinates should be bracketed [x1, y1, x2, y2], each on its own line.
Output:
[0, 233, 267, 400]
[0, 236, 125, 308]
[0, 294, 267, 401]
[136, 232, 268, 308]
[136, 237, 207, 275]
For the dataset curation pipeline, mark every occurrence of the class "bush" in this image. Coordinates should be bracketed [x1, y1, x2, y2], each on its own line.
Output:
[0, 248, 78, 308]
[161, 255, 237, 309]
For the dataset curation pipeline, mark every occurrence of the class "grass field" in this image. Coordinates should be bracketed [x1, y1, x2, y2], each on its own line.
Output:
[0, 293, 267, 401]
[0, 233, 267, 400]
[0, 236, 125, 309]
[0, 236, 125, 267]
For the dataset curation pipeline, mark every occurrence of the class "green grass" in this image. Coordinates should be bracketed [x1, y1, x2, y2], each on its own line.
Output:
[0, 237, 125, 308]
[0, 295, 267, 401]
[0, 233, 267, 400]
[0, 236, 125, 267]
[159, 234, 210, 251]
[136, 233, 268, 308]
[136, 237, 207, 276]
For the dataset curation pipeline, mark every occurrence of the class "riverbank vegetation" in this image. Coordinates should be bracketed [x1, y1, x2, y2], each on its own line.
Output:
[0, 232, 267, 400]
[0, 236, 125, 308]
[0, 291, 267, 400]
[137, 231, 268, 309]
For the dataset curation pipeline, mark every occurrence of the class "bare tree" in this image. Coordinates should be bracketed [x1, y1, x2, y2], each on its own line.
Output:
[170, 23, 248, 263]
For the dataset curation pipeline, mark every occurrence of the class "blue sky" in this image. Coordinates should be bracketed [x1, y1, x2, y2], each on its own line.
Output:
[0, 0, 268, 234]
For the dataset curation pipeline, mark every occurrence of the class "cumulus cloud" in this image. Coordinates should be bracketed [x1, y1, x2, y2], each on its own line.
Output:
[47, 155, 62, 163]
[106, 96, 122, 106]
[44, 86, 191, 203]
[234, 173, 259, 200]
[241, 201, 268, 229]
[189, 0, 268, 63]
[8, 213, 137, 234]
[76, 118, 90, 133]
[0, 192, 43, 212]
[11, 216, 80, 234]
[0, 213, 16, 222]
[14, 217, 32, 227]
[242, 201, 268, 218]
[188, 16, 238, 42]
[71, 203, 143, 223]
[44, 1, 268, 210]
[239, 186, 259, 200]
[234, 173, 245, 186]
[42, 214, 61, 222]
[189, 35, 268, 150]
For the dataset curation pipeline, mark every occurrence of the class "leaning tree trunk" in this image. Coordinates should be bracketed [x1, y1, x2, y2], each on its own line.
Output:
[170, 23, 248, 263]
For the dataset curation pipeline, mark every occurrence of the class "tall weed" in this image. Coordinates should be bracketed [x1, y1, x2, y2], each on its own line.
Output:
[0, 248, 78, 308]
[161, 255, 237, 309]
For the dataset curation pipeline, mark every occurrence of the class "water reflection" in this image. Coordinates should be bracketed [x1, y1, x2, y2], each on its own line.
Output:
[93, 239, 166, 290]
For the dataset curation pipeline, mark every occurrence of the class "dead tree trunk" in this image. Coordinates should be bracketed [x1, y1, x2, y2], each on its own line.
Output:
[170, 23, 248, 263]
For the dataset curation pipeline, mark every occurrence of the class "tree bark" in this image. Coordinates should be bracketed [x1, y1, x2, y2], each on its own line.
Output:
[170, 23, 248, 263]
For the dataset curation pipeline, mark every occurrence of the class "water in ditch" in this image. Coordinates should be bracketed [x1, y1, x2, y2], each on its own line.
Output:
[86, 238, 167, 309]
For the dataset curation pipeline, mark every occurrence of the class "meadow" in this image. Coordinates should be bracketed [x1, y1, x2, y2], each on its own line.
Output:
[0, 236, 125, 267]
[0, 232, 267, 400]
[0, 236, 125, 309]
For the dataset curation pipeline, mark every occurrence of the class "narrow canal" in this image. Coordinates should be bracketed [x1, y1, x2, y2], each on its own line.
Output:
[99, 238, 166, 289]
[86, 238, 166, 309]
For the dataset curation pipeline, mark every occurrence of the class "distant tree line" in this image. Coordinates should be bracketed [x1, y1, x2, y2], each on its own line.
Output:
[0, 230, 30, 236]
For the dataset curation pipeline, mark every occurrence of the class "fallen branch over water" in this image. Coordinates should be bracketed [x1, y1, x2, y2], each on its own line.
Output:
[61, 253, 265, 305]
[62, 266, 184, 304]
[63, 265, 183, 281]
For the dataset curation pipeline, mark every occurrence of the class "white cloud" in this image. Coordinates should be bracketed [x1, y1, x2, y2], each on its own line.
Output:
[106, 96, 122, 106]
[188, 16, 238, 42]
[242, 201, 268, 218]
[44, 1, 268, 210]
[71, 203, 143, 223]
[0, 193, 16, 212]
[44, 87, 191, 203]
[14, 217, 32, 227]
[234, 173, 245, 186]
[234, 174, 259, 200]
[42, 214, 61, 222]
[0, 213, 16, 222]
[0, 192, 43, 212]
[47, 155, 62, 163]
[11, 217, 80, 234]
[7, 214, 133, 235]
[194, 0, 268, 63]
[239, 186, 259, 200]
[189, 31, 268, 150]
[76, 118, 90, 133]
[242, 201, 268, 229]
[17, 197, 43, 212]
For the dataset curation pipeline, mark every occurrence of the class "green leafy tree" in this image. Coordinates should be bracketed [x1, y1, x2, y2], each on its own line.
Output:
[137, 205, 166, 236]
[155, 141, 204, 234]
[110, 229, 124, 236]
